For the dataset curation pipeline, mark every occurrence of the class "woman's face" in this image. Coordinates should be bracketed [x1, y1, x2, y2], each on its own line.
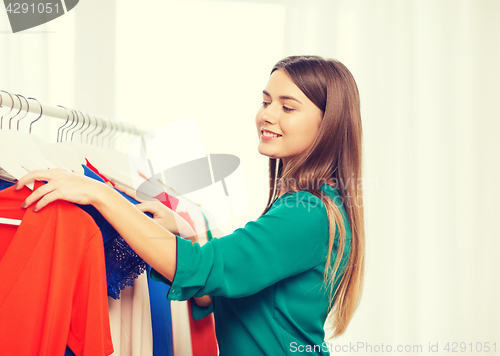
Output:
[255, 69, 323, 167]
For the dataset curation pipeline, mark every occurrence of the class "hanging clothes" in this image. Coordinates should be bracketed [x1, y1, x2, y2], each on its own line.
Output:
[157, 195, 218, 356]
[0, 172, 154, 356]
[83, 162, 174, 356]
[81, 163, 155, 356]
[85, 159, 116, 187]
[147, 266, 174, 356]
[0, 182, 113, 356]
[108, 272, 154, 356]
[79, 163, 148, 299]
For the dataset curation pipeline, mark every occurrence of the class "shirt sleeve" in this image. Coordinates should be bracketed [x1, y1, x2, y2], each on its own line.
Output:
[160, 191, 333, 301]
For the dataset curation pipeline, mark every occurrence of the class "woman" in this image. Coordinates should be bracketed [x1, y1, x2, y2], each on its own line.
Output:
[17, 55, 365, 355]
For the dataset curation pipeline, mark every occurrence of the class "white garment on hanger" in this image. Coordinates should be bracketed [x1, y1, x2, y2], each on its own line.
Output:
[108, 271, 153, 356]
[171, 300, 193, 356]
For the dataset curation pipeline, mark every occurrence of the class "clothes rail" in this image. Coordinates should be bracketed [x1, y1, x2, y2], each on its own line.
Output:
[0, 90, 146, 136]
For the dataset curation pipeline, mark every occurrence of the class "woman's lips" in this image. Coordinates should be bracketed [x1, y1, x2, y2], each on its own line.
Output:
[261, 130, 282, 141]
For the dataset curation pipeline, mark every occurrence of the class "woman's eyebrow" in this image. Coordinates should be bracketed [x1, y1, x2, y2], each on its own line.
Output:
[262, 90, 303, 105]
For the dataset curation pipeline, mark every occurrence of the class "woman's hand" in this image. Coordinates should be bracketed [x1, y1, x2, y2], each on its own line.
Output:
[115, 184, 179, 233]
[115, 185, 199, 243]
[16, 168, 109, 211]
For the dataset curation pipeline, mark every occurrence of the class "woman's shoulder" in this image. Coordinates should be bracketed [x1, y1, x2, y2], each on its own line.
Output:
[271, 184, 336, 214]
[271, 183, 349, 231]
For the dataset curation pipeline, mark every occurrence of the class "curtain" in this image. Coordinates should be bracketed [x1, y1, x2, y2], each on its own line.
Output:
[280, 0, 500, 351]
[2, 0, 499, 352]
[0, 0, 115, 140]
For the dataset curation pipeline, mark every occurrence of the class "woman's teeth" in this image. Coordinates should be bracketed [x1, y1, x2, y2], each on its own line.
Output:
[262, 131, 281, 138]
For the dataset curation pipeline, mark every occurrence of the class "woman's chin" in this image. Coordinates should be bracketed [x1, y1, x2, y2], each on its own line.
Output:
[257, 146, 274, 158]
[258, 152, 279, 160]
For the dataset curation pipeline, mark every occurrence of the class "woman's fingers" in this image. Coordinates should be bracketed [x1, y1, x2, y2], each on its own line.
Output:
[115, 184, 145, 203]
[22, 182, 57, 208]
[16, 168, 63, 190]
[17, 168, 102, 211]
[135, 201, 181, 233]
[136, 201, 165, 214]
[32, 190, 60, 211]
[135, 203, 150, 213]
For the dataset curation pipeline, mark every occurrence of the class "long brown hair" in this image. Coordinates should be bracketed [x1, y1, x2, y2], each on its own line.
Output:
[261, 55, 365, 338]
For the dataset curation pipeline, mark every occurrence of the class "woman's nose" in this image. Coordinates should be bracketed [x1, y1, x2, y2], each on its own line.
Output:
[259, 106, 277, 125]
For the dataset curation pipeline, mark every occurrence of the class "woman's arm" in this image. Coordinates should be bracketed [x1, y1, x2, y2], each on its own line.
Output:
[114, 185, 199, 243]
[92, 185, 179, 281]
[113, 185, 213, 308]
[17, 169, 179, 282]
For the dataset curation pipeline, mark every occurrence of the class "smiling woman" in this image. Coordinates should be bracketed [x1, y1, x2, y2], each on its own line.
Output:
[257, 56, 365, 340]
[16, 55, 364, 356]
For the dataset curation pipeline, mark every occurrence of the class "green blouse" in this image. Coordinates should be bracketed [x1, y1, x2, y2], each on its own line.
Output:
[152, 183, 352, 356]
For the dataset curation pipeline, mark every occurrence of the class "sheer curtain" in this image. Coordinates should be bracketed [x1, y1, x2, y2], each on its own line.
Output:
[280, 0, 500, 352]
[2, 0, 499, 353]
[0, 0, 116, 140]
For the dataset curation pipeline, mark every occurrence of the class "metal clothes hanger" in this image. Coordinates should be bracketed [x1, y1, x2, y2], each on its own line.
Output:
[0, 92, 24, 226]
[48, 106, 84, 173]
[6, 95, 58, 172]
[27, 97, 43, 134]
[6, 94, 22, 128]
[0, 94, 53, 217]
[10, 94, 29, 130]
[56, 105, 72, 143]
[0, 94, 48, 187]
[62, 109, 79, 142]
[0, 90, 15, 129]
[80, 112, 93, 144]
[83, 117, 135, 188]
[21, 98, 75, 173]
[85, 114, 101, 145]
[91, 115, 105, 146]
[72, 111, 110, 168]
[100, 118, 114, 149]
[70, 110, 87, 143]
[0, 91, 18, 181]
[56, 109, 87, 167]
[0, 91, 24, 188]
[0, 95, 51, 225]
[108, 121, 119, 150]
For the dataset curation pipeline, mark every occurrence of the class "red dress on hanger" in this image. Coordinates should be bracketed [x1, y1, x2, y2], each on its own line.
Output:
[0, 182, 113, 356]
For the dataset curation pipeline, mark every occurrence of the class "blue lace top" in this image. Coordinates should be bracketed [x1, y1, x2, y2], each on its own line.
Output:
[78, 165, 150, 299]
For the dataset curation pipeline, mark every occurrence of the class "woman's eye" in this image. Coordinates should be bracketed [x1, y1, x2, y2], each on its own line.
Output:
[283, 106, 294, 112]
[262, 101, 270, 108]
